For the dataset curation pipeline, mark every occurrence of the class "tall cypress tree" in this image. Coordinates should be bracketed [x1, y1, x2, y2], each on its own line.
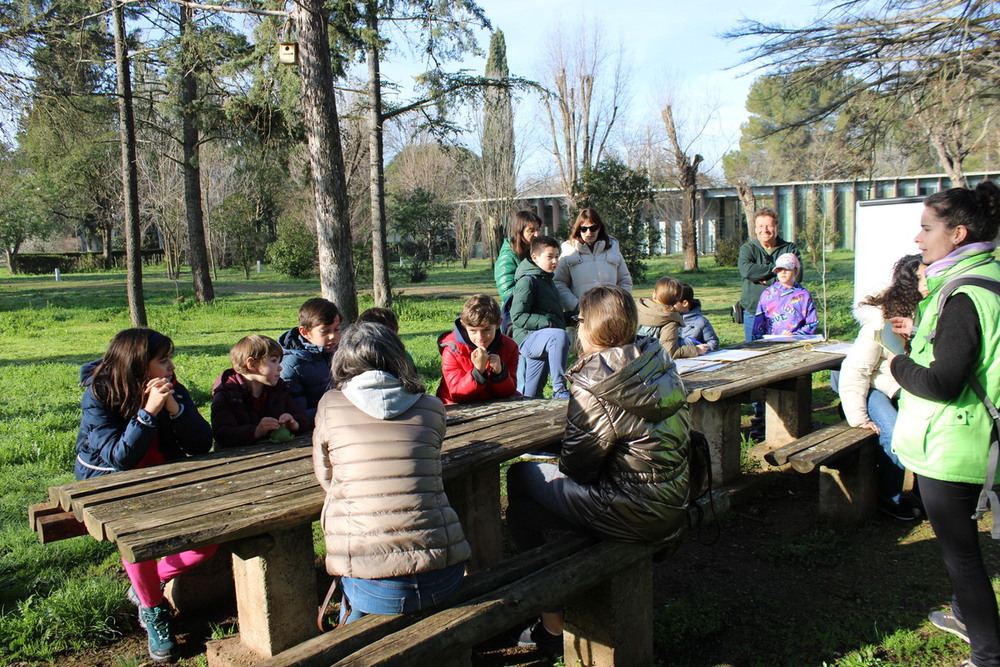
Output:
[481, 30, 515, 262]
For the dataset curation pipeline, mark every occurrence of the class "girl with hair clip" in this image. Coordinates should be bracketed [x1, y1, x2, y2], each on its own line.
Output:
[838, 254, 927, 521]
[495, 210, 542, 304]
[74, 328, 215, 663]
[554, 208, 633, 314]
[312, 322, 470, 624]
[506, 285, 690, 656]
[888, 181, 1000, 667]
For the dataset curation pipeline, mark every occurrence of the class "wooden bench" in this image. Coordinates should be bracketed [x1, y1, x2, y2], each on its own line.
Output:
[764, 420, 878, 525]
[259, 535, 664, 667]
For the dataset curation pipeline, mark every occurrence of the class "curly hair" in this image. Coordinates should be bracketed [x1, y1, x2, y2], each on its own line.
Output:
[859, 254, 923, 320]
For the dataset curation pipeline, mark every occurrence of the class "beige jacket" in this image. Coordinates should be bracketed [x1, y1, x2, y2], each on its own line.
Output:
[312, 371, 470, 579]
[838, 305, 901, 427]
[635, 298, 701, 359]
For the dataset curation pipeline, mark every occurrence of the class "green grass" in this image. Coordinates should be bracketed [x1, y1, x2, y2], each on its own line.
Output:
[0, 251, 974, 666]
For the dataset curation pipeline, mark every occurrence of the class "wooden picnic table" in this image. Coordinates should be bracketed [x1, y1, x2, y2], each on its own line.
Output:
[678, 339, 847, 485]
[44, 398, 567, 661]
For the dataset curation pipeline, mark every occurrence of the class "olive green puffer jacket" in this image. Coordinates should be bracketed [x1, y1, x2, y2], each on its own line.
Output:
[559, 336, 691, 544]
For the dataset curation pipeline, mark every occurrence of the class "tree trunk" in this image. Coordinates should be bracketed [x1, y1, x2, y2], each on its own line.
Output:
[112, 2, 147, 327]
[367, 5, 391, 308]
[681, 183, 699, 271]
[294, 0, 358, 322]
[930, 134, 968, 189]
[736, 181, 756, 241]
[179, 4, 214, 303]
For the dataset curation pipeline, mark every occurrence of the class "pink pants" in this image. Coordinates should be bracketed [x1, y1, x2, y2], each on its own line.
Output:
[122, 545, 218, 608]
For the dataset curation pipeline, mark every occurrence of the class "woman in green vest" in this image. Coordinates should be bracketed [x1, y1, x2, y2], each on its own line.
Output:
[889, 181, 1000, 667]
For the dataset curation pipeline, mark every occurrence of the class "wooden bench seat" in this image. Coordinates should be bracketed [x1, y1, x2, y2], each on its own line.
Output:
[259, 534, 679, 667]
[764, 420, 878, 526]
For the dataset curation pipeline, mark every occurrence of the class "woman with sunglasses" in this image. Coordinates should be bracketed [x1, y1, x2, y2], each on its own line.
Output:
[554, 208, 633, 315]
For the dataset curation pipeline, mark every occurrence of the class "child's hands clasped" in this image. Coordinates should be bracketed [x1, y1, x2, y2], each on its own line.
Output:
[472, 347, 502, 375]
[143, 377, 178, 417]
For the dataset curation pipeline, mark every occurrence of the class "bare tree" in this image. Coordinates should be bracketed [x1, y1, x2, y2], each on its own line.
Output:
[662, 104, 705, 272]
[541, 21, 629, 202]
[726, 0, 1000, 184]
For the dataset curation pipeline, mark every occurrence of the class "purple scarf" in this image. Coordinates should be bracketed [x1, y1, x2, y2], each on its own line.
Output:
[925, 241, 997, 278]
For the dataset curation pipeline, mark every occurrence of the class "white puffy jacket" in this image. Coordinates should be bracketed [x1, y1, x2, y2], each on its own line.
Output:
[838, 305, 901, 427]
[554, 238, 632, 310]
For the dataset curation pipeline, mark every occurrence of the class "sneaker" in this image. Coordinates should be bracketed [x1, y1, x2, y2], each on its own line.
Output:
[128, 582, 167, 629]
[552, 391, 571, 400]
[517, 619, 563, 655]
[139, 601, 176, 662]
[878, 498, 922, 521]
[520, 451, 557, 461]
[929, 609, 970, 644]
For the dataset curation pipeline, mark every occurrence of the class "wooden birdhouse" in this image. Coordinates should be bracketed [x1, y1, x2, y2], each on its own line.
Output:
[278, 42, 298, 65]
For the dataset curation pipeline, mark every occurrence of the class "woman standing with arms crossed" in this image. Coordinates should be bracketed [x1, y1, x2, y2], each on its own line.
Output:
[889, 182, 1000, 667]
[554, 208, 632, 314]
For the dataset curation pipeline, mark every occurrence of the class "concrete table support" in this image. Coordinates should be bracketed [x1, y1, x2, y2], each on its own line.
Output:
[764, 375, 813, 448]
[444, 468, 502, 571]
[690, 400, 742, 485]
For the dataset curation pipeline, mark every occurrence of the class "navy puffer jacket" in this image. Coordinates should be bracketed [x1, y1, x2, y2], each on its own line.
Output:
[279, 327, 333, 419]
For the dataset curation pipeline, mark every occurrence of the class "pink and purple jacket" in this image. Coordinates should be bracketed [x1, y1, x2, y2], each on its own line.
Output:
[751, 283, 818, 339]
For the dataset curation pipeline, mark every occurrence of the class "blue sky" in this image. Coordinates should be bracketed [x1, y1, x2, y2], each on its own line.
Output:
[376, 0, 825, 181]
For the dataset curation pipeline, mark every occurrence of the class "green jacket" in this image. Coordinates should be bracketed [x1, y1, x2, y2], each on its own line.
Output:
[737, 238, 801, 312]
[510, 257, 565, 345]
[892, 253, 1000, 484]
[494, 238, 521, 303]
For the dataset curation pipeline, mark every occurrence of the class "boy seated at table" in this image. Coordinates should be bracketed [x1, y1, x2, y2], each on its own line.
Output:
[751, 253, 818, 339]
[636, 276, 710, 359]
[678, 282, 720, 351]
[279, 297, 341, 419]
[358, 306, 416, 370]
[212, 334, 310, 448]
[436, 294, 519, 404]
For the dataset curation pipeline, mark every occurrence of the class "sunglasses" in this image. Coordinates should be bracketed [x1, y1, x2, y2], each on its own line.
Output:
[579, 225, 600, 233]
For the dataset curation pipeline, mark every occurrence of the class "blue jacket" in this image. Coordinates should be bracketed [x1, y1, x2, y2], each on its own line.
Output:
[680, 305, 720, 351]
[74, 360, 212, 480]
[279, 327, 333, 419]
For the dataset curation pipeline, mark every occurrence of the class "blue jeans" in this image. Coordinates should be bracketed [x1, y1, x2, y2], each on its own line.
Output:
[866, 389, 905, 504]
[517, 328, 570, 398]
[339, 563, 466, 624]
[743, 308, 755, 342]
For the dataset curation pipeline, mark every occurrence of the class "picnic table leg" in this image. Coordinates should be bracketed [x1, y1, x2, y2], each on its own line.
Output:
[689, 400, 741, 485]
[764, 375, 813, 448]
[226, 524, 319, 659]
[563, 556, 653, 666]
[444, 468, 502, 571]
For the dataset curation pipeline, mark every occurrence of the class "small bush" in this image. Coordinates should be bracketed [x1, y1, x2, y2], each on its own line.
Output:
[714, 237, 741, 267]
[268, 218, 317, 279]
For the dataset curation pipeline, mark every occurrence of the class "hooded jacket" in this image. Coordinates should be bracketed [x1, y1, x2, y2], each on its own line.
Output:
[558, 336, 691, 544]
[312, 371, 471, 579]
[635, 298, 701, 359]
[509, 258, 566, 345]
[680, 305, 720, 351]
[279, 327, 333, 419]
[554, 237, 632, 310]
[436, 318, 519, 404]
[494, 238, 522, 304]
[838, 304, 901, 428]
[74, 360, 212, 480]
[210, 369, 311, 448]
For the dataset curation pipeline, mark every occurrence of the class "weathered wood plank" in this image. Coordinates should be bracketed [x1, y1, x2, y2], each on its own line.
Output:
[332, 540, 658, 667]
[765, 423, 853, 466]
[790, 427, 877, 473]
[28, 501, 64, 528]
[259, 534, 595, 667]
[35, 511, 89, 544]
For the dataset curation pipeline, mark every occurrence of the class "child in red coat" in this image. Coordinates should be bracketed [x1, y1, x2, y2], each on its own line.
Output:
[436, 294, 519, 404]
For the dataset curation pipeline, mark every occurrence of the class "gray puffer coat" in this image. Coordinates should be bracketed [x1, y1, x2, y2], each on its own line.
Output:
[559, 336, 691, 544]
[312, 370, 470, 579]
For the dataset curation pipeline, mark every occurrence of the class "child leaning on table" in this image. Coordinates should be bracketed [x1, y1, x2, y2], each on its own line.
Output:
[278, 297, 342, 420]
[635, 276, 710, 358]
[751, 253, 818, 339]
[678, 282, 720, 351]
[73, 328, 216, 663]
[312, 322, 470, 624]
[436, 294, 519, 404]
[211, 334, 310, 449]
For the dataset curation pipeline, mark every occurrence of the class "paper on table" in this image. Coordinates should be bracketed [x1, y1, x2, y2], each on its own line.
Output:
[700, 348, 769, 361]
[673, 359, 726, 374]
[761, 334, 826, 342]
[810, 342, 854, 354]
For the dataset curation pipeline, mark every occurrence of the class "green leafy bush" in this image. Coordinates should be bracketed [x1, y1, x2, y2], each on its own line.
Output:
[267, 218, 317, 279]
[714, 237, 741, 267]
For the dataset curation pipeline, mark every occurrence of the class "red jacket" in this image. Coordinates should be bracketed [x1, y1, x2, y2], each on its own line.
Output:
[435, 320, 519, 404]
[211, 369, 311, 448]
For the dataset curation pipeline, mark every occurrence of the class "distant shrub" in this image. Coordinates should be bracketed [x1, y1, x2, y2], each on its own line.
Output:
[15, 254, 77, 275]
[268, 218, 317, 279]
[714, 237, 741, 267]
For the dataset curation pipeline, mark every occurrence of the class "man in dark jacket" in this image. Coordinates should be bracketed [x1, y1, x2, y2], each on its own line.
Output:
[737, 207, 802, 341]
